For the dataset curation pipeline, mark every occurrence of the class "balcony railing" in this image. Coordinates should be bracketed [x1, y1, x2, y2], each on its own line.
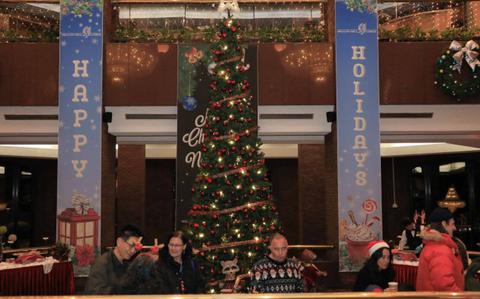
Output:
[0, 1, 479, 42]
[378, 1, 480, 41]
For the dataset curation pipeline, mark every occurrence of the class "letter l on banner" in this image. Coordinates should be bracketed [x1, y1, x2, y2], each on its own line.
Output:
[335, 0, 383, 272]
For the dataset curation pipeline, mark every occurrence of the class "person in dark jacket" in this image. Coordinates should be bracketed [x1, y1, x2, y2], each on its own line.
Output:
[157, 230, 204, 294]
[84, 225, 143, 294]
[353, 240, 396, 292]
[119, 252, 169, 294]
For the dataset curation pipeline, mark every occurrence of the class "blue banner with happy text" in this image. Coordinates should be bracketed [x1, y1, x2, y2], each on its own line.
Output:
[335, 0, 382, 272]
[57, 0, 103, 276]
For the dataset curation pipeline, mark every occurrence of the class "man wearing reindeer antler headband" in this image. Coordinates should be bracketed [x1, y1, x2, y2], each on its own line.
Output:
[84, 225, 143, 294]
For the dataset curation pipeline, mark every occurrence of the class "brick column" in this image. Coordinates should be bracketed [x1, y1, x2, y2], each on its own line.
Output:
[298, 144, 326, 244]
[117, 145, 146, 233]
[101, 123, 116, 250]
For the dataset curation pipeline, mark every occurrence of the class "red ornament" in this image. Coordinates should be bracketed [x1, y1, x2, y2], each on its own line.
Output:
[193, 223, 199, 228]
[231, 26, 237, 32]
[207, 177, 213, 183]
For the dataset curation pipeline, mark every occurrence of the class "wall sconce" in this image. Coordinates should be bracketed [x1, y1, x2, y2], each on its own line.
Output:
[274, 43, 287, 52]
[157, 44, 170, 54]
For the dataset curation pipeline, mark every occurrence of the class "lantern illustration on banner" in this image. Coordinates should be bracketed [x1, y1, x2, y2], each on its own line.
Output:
[57, 193, 100, 248]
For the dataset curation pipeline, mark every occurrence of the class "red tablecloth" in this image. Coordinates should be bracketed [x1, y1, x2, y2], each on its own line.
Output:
[393, 263, 418, 289]
[0, 261, 74, 295]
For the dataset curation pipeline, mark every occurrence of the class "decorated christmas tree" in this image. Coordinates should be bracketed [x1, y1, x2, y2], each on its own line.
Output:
[185, 17, 281, 292]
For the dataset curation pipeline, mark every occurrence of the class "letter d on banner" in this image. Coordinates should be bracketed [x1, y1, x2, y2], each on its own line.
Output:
[335, 0, 383, 272]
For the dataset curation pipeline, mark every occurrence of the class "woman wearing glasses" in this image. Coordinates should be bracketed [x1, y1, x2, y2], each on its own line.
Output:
[157, 230, 205, 294]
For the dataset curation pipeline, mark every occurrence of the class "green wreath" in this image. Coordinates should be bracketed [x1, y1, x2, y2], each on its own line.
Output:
[434, 45, 480, 102]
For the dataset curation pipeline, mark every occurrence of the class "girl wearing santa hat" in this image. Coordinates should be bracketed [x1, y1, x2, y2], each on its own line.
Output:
[353, 240, 396, 292]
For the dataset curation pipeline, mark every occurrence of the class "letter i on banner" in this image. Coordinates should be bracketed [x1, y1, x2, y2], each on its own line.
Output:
[57, 0, 103, 276]
[335, 0, 382, 271]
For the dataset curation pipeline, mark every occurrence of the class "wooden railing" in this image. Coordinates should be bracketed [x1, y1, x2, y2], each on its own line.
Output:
[2, 292, 480, 299]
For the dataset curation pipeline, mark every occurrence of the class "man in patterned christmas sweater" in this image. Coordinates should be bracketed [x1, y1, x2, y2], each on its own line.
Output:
[250, 233, 304, 293]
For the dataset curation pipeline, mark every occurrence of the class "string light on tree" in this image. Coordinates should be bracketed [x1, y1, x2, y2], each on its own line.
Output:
[185, 6, 281, 292]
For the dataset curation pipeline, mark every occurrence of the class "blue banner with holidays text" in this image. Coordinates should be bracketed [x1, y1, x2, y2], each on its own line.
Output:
[335, 0, 382, 272]
[57, 0, 103, 276]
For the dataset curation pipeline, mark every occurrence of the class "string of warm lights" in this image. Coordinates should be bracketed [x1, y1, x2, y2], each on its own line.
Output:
[210, 91, 249, 107]
[209, 126, 258, 141]
[185, 16, 281, 293]
[2, 1, 479, 42]
[199, 238, 264, 252]
[188, 200, 270, 216]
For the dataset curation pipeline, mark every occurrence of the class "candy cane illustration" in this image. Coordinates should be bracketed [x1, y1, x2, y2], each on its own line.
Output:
[362, 198, 377, 225]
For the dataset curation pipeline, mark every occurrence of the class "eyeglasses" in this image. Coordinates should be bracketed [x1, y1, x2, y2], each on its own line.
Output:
[122, 238, 140, 250]
[168, 243, 184, 248]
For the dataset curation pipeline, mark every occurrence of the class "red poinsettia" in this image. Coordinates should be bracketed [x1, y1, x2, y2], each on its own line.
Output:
[75, 244, 96, 267]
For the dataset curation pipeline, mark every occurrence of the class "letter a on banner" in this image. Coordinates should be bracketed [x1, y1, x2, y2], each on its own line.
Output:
[57, 0, 103, 276]
[335, 0, 382, 271]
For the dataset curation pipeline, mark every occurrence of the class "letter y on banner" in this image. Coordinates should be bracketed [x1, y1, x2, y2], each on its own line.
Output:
[57, 0, 103, 276]
[335, 0, 382, 271]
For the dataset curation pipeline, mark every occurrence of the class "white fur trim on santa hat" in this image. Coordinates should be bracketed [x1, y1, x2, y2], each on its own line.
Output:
[368, 241, 389, 257]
